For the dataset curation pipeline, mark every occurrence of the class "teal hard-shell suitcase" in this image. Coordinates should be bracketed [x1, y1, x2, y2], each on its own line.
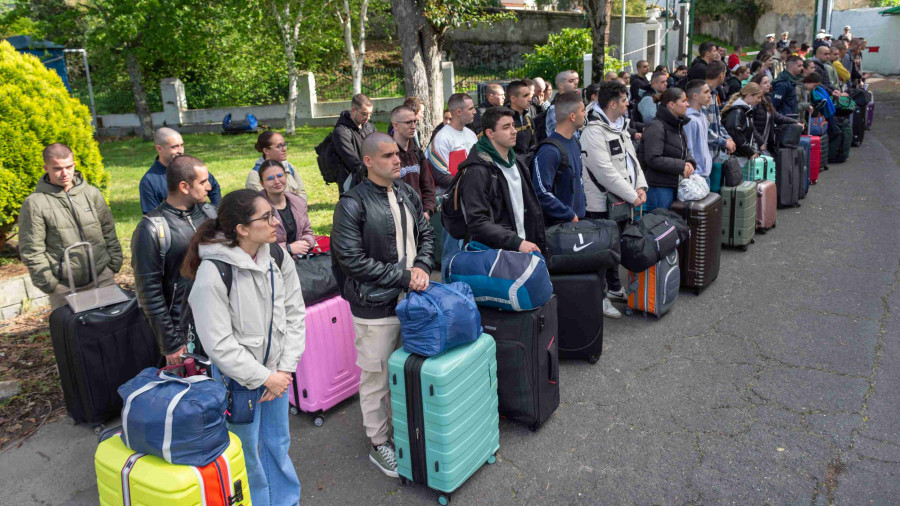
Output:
[389, 333, 500, 504]
[742, 154, 775, 182]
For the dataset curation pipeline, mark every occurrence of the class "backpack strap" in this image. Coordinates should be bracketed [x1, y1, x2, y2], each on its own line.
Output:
[146, 216, 170, 265]
[208, 243, 282, 299]
[536, 138, 569, 194]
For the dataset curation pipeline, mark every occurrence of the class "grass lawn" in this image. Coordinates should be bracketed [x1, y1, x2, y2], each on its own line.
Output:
[100, 123, 388, 245]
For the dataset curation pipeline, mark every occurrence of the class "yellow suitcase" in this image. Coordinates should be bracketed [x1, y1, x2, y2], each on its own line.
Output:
[95, 430, 251, 506]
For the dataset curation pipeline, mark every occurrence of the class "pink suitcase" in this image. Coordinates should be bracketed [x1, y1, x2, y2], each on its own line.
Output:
[289, 295, 361, 426]
[756, 180, 777, 233]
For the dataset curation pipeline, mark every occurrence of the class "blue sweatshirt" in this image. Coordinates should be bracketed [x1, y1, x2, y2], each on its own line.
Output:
[531, 132, 586, 223]
[139, 158, 222, 214]
[685, 107, 712, 177]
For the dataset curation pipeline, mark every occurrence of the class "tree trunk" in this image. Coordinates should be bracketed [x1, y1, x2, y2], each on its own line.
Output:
[271, 2, 300, 135]
[125, 50, 153, 141]
[583, 0, 610, 85]
[390, 0, 442, 143]
[285, 54, 298, 135]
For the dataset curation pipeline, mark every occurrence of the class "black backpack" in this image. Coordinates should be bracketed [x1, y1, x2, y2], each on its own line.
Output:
[315, 130, 344, 184]
[532, 109, 549, 144]
[523, 138, 569, 194]
[620, 209, 689, 273]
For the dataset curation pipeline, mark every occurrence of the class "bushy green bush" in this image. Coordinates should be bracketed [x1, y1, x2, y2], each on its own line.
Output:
[0, 40, 108, 244]
[512, 28, 625, 83]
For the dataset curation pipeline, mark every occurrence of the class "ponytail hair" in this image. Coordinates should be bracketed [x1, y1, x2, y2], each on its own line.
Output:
[659, 87, 685, 109]
[254, 131, 279, 154]
[180, 189, 264, 279]
[721, 82, 763, 115]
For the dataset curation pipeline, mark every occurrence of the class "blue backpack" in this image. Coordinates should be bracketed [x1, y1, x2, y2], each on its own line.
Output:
[446, 241, 553, 312]
[118, 368, 229, 467]
[397, 282, 482, 357]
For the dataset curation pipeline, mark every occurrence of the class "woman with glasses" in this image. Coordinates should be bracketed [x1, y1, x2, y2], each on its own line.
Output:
[246, 131, 308, 201]
[183, 189, 305, 506]
[258, 160, 315, 257]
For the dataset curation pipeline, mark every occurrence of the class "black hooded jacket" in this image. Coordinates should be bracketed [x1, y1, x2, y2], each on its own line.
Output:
[639, 107, 697, 188]
[722, 101, 763, 158]
[334, 110, 377, 186]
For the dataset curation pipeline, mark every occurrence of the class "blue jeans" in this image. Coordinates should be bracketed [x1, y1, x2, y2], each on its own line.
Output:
[212, 366, 300, 506]
[645, 186, 676, 211]
[441, 228, 464, 281]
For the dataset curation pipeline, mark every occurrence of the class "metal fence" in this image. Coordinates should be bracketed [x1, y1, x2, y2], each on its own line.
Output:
[315, 67, 406, 102]
[454, 67, 522, 95]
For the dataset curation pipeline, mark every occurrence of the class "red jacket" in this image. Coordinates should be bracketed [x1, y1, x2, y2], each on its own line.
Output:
[728, 53, 741, 70]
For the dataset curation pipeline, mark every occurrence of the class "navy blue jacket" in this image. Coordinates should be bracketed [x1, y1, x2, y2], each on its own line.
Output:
[531, 133, 586, 224]
[771, 72, 799, 116]
[139, 158, 221, 214]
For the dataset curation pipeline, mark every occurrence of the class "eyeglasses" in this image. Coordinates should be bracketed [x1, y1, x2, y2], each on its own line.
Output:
[247, 211, 279, 226]
[265, 172, 285, 182]
[394, 119, 418, 127]
[269, 143, 288, 150]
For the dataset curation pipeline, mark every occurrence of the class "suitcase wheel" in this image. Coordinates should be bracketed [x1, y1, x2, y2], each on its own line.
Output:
[313, 415, 325, 427]
[529, 423, 539, 432]
[588, 354, 600, 365]
[757, 228, 767, 235]
[811, 180, 817, 185]
[487, 453, 497, 464]
[437, 493, 452, 505]
[795, 203, 801, 208]
[771, 223, 776, 228]
[740, 245, 749, 252]
[400, 477, 408, 486]
[289, 406, 299, 416]
[93, 423, 106, 435]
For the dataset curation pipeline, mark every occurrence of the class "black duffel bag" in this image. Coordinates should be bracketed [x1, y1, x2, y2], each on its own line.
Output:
[546, 219, 620, 274]
[295, 252, 340, 306]
[620, 209, 689, 273]
[722, 156, 743, 187]
[777, 123, 803, 149]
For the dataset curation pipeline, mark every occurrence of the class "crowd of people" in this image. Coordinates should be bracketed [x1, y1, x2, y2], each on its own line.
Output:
[15, 26, 872, 505]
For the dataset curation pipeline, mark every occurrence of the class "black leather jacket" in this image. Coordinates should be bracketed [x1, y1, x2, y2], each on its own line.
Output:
[331, 178, 435, 319]
[722, 102, 762, 158]
[131, 202, 216, 354]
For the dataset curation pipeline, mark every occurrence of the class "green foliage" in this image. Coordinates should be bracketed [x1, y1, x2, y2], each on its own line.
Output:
[424, 2, 516, 32]
[513, 28, 625, 82]
[0, 41, 107, 238]
[870, 0, 900, 7]
[695, 0, 765, 21]
[610, 0, 648, 17]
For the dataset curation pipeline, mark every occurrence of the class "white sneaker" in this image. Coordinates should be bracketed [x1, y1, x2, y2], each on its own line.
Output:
[607, 288, 626, 301]
[602, 298, 622, 318]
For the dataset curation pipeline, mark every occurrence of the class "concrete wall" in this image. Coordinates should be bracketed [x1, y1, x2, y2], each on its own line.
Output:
[0, 274, 48, 320]
[829, 8, 900, 75]
[696, 0, 819, 46]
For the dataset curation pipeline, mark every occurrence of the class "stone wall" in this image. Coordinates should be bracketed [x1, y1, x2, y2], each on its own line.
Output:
[0, 274, 48, 320]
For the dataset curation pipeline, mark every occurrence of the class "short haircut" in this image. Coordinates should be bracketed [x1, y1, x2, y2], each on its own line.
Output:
[585, 83, 601, 101]
[555, 70, 576, 87]
[521, 78, 534, 88]
[604, 71, 618, 80]
[832, 41, 846, 51]
[390, 105, 416, 121]
[636, 60, 648, 68]
[554, 91, 583, 122]
[506, 80, 528, 98]
[803, 73, 822, 84]
[675, 64, 687, 72]
[684, 79, 708, 100]
[447, 93, 472, 114]
[698, 41, 716, 56]
[481, 106, 514, 133]
[801, 43, 810, 51]
[617, 71, 629, 78]
[596, 81, 627, 110]
[361, 132, 396, 159]
[803, 60, 815, 69]
[650, 71, 668, 83]
[659, 88, 685, 108]
[815, 46, 830, 58]
[166, 154, 204, 192]
[154, 127, 180, 146]
[351, 93, 372, 109]
[485, 83, 503, 97]
[787, 55, 804, 65]
[734, 44, 743, 51]
[403, 96, 424, 111]
[42, 143, 73, 162]
[532, 77, 546, 90]
[706, 60, 727, 80]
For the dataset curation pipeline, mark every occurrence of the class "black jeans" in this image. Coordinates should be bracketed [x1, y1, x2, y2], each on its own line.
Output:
[585, 210, 624, 293]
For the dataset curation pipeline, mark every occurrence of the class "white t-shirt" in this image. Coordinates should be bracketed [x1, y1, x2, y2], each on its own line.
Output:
[427, 125, 478, 178]
[496, 162, 526, 240]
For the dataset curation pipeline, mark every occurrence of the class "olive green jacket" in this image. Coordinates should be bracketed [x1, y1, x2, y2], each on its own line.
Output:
[18, 172, 122, 294]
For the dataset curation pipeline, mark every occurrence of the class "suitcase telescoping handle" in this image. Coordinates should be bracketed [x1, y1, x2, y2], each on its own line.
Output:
[62, 241, 99, 293]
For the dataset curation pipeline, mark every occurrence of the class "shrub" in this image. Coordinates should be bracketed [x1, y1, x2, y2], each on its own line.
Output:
[512, 28, 625, 83]
[0, 40, 108, 245]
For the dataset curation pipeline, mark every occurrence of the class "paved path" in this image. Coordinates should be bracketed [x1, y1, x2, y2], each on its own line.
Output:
[4, 86, 900, 505]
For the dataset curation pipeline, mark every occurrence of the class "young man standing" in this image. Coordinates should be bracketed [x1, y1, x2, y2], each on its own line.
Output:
[630, 60, 652, 102]
[471, 83, 505, 135]
[687, 41, 717, 81]
[728, 45, 743, 71]
[507, 80, 536, 156]
[772, 55, 804, 116]
[458, 107, 547, 255]
[131, 155, 216, 364]
[581, 82, 648, 316]
[704, 61, 736, 159]
[140, 127, 221, 214]
[637, 71, 669, 122]
[331, 132, 435, 479]
[532, 91, 586, 225]
[390, 105, 436, 218]
[19, 144, 122, 310]
[684, 80, 715, 185]
[334, 93, 378, 192]
[545, 70, 580, 138]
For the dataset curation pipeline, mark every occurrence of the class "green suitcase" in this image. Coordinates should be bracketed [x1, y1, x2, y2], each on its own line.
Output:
[721, 181, 757, 251]
[389, 333, 500, 504]
[742, 155, 775, 182]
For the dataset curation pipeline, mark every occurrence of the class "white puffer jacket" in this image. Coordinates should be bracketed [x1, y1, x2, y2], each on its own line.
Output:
[580, 107, 648, 213]
[189, 241, 306, 389]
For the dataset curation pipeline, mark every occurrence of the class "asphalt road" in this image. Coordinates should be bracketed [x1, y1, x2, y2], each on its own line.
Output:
[4, 80, 899, 505]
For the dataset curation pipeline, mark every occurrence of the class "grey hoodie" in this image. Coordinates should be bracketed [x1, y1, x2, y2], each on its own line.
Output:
[580, 105, 647, 213]
[188, 241, 306, 389]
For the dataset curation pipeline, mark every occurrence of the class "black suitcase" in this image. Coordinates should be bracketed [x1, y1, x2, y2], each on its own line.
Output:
[548, 272, 604, 363]
[775, 147, 801, 208]
[852, 107, 865, 147]
[479, 296, 559, 431]
[49, 293, 159, 427]
[798, 148, 809, 200]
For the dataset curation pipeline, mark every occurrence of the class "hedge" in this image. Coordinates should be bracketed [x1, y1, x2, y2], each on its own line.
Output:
[0, 40, 108, 244]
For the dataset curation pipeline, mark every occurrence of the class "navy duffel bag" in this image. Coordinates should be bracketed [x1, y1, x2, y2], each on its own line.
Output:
[118, 367, 229, 467]
[397, 281, 482, 357]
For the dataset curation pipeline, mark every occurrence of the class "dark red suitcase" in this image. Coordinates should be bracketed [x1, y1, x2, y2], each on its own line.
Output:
[670, 193, 722, 294]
